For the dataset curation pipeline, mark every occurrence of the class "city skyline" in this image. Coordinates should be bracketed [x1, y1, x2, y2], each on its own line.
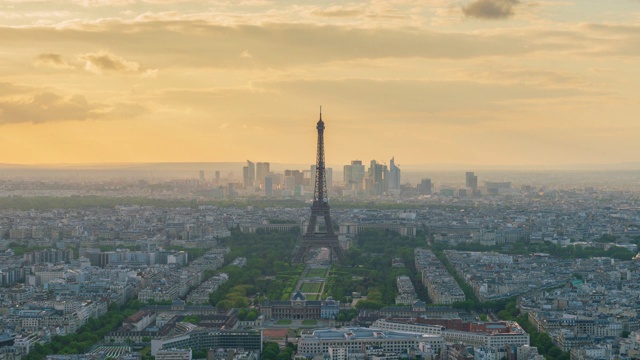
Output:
[1, 1, 639, 166]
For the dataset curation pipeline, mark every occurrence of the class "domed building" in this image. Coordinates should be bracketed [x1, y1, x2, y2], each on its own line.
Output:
[260, 291, 340, 320]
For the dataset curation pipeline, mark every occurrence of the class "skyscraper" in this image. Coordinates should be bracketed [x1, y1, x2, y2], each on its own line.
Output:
[388, 157, 401, 191]
[284, 170, 304, 187]
[419, 178, 432, 195]
[367, 160, 388, 195]
[343, 160, 365, 190]
[284, 174, 297, 192]
[466, 172, 478, 191]
[243, 160, 255, 188]
[264, 176, 273, 197]
[256, 162, 270, 186]
[343, 164, 352, 186]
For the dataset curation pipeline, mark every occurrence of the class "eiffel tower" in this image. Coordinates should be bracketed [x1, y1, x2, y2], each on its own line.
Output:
[292, 108, 346, 263]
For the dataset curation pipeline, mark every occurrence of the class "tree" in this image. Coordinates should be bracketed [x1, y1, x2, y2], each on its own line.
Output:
[262, 342, 280, 360]
[277, 347, 293, 360]
[546, 347, 563, 359]
[285, 342, 297, 352]
[192, 349, 207, 359]
[572, 273, 583, 280]
[355, 300, 384, 310]
[182, 315, 200, 324]
[535, 333, 554, 353]
[246, 309, 258, 321]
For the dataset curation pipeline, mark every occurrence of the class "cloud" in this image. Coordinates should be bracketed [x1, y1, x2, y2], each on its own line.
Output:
[141, 68, 159, 78]
[2, 19, 633, 73]
[33, 53, 74, 69]
[263, 78, 593, 116]
[0, 82, 31, 95]
[153, 77, 598, 128]
[439, 66, 591, 89]
[0, 88, 147, 125]
[311, 6, 364, 18]
[35, 51, 156, 76]
[462, 0, 520, 19]
[70, 0, 136, 6]
[0, 92, 103, 124]
[79, 50, 140, 73]
[0, 10, 71, 20]
[101, 101, 148, 118]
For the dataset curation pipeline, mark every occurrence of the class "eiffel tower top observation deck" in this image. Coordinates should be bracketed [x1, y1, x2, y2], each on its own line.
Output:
[292, 108, 345, 263]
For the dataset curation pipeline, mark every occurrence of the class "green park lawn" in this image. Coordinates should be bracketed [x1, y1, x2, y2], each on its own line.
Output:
[307, 268, 328, 278]
[300, 282, 323, 293]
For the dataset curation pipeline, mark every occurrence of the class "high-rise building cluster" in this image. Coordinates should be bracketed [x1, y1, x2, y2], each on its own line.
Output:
[235, 160, 330, 198]
[229, 157, 400, 198]
[343, 157, 401, 196]
[416, 171, 510, 198]
[195, 165, 516, 199]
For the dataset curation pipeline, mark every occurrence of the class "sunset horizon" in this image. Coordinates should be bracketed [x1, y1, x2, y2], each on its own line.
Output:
[1, 1, 639, 166]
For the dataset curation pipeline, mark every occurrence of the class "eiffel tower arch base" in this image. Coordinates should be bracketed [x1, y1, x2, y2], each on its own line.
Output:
[291, 235, 345, 264]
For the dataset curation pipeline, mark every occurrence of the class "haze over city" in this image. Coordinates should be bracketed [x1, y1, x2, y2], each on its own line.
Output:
[1, 1, 640, 167]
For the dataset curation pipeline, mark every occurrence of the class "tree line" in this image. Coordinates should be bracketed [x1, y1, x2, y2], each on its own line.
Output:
[24, 299, 144, 360]
[208, 229, 303, 309]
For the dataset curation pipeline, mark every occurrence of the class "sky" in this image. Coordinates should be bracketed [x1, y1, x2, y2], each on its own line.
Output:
[1, 0, 639, 167]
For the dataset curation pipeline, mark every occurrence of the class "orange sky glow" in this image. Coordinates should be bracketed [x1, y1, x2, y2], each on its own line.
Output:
[1, 1, 639, 167]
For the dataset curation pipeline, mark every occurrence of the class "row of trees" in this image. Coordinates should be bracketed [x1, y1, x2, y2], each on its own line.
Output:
[0, 195, 313, 211]
[432, 237, 637, 261]
[432, 249, 479, 303]
[493, 299, 569, 360]
[0, 195, 197, 210]
[337, 309, 357, 322]
[5, 243, 48, 256]
[237, 308, 259, 321]
[213, 284, 255, 310]
[516, 314, 569, 360]
[208, 229, 303, 308]
[263, 342, 296, 360]
[0, 194, 478, 212]
[24, 299, 144, 360]
[326, 229, 428, 307]
[207, 228, 430, 311]
[431, 248, 571, 359]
